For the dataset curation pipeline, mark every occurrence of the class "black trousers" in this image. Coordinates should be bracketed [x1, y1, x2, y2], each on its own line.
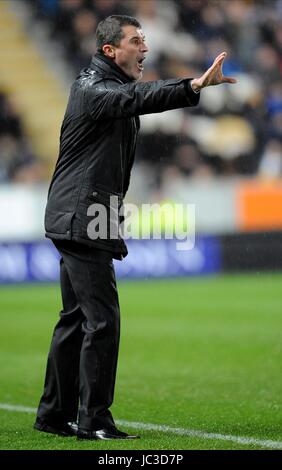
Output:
[36, 240, 120, 430]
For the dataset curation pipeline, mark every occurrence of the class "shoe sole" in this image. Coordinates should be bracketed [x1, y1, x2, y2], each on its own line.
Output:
[77, 434, 140, 440]
[33, 423, 75, 437]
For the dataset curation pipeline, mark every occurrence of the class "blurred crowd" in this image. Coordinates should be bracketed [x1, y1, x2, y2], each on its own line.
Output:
[7, 0, 282, 187]
[0, 91, 45, 183]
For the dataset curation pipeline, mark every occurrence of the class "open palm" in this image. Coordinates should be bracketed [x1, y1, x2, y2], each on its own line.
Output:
[193, 52, 237, 89]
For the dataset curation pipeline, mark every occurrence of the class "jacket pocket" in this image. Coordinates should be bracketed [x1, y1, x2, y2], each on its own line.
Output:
[86, 188, 122, 241]
[45, 209, 75, 239]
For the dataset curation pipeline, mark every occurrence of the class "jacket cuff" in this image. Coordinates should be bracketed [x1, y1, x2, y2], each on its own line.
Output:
[184, 79, 201, 106]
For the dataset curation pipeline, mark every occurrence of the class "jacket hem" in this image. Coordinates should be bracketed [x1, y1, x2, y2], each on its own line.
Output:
[45, 232, 127, 260]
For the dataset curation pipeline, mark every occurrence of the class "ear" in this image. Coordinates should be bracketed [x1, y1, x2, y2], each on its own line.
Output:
[102, 44, 115, 59]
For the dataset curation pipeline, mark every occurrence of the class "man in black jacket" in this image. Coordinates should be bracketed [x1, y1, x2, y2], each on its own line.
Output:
[34, 15, 236, 440]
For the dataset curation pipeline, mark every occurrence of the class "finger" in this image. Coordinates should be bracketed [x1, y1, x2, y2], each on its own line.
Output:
[206, 52, 227, 78]
[217, 55, 227, 66]
[210, 53, 227, 71]
[214, 51, 227, 59]
[213, 51, 227, 64]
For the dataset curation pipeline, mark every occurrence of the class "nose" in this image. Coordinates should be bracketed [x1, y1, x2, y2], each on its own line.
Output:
[141, 41, 149, 53]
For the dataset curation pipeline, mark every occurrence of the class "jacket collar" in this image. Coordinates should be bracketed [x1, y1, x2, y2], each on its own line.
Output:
[90, 53, 135, 84]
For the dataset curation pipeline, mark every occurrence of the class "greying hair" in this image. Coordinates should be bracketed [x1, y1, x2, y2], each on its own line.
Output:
[95, 15, 141, 53]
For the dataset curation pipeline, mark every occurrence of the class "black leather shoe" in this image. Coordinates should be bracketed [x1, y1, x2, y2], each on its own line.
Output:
[34, 419, 78, 437]
[77, 426, 140, 440]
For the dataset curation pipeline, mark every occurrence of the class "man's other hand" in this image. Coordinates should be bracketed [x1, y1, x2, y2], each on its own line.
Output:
[191, 52, 237, 91]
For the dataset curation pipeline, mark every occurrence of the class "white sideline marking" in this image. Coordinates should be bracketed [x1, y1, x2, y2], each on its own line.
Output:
[0, 403, 282, 449]
[0, 403, 36, 413]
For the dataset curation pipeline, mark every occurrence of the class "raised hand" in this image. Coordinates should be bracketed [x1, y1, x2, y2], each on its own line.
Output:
[191, 52, 237, 91]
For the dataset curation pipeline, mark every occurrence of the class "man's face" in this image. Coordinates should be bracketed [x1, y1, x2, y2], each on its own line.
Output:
[105, 25, 149, 80]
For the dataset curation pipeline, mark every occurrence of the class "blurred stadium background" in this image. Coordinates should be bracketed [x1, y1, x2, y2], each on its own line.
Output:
[1, 0, 282, 281]
[0, 0, 282, 450]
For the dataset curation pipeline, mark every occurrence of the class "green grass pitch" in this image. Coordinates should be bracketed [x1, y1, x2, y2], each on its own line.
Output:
[0, 273, 282, 450]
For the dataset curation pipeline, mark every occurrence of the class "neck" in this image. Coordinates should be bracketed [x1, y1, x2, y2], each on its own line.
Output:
[95, 52, 135, 82]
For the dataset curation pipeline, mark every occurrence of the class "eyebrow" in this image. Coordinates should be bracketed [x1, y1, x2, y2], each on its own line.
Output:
[129, 35, 146, 42]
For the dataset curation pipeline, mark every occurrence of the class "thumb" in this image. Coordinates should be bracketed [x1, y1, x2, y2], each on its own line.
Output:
[223, 76, 237, 84]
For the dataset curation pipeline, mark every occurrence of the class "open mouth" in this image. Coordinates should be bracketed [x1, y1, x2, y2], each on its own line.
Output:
[137, 57, 145, 71]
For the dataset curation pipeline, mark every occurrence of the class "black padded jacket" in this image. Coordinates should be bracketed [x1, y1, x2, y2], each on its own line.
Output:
[44, 53, 200, 258]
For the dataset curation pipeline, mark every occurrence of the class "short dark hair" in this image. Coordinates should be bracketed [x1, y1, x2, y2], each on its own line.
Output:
[95, 15, 141, 53]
